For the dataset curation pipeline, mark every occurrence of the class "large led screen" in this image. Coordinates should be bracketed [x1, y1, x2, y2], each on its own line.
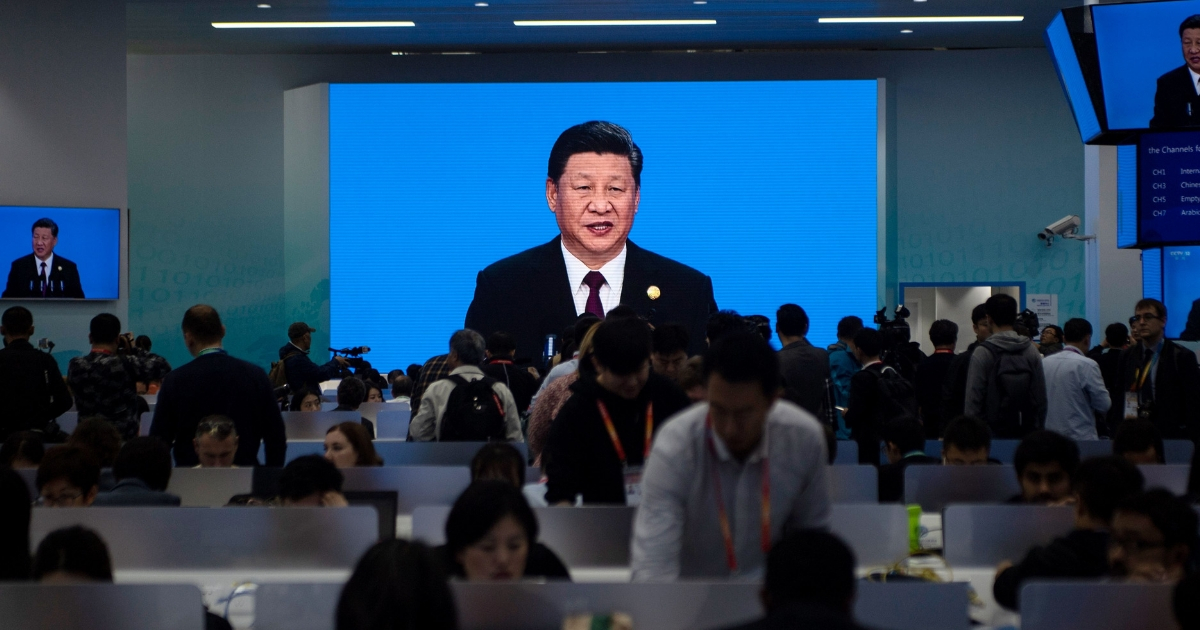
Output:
[329, 81, 879, 367]
[1162, 246, 1200, 339]
[0, 206, 120, 301]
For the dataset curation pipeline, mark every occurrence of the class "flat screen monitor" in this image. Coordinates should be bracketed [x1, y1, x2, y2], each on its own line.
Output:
[1162, 246, 1200, 339]
[1138, 131, 1200, 246]
[0, 206, 120, 300]
[1045, 12, 1103, 143]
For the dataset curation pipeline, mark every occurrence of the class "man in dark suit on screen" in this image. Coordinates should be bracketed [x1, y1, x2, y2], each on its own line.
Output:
[1151, 15, 1200, 129]
[2, 218, 84, 299]
[465, 121, 717, 362]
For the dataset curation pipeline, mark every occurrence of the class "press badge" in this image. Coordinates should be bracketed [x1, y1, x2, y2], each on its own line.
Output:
[1124, 392, 1140, 421]
[624, 465, 644, 506]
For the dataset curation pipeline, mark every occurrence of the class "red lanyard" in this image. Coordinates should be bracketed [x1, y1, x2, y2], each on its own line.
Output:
[705, 414, 770, 573]
[91, 348, 113, 355]
[596, 400, 653, 464]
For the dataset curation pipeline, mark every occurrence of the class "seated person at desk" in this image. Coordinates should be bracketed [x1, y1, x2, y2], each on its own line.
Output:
[941, 415, 995, 465]
[278, 455, 348, 507]
[1, 430, 44, 469]
[1009, 430, 1080, 504]
[438, 480, 570, 581]
[92, 437, 181, 506]
[1113, 419, 1166, 465]
[1109, 489, 1198, 584]
[365, 382, 385, 404]
[334, 376, 375, 439]
[722, 531, 871, 630]
[289, 387, 323, 412]
[193, 416, 238, 468]
[36, 446, 99, 507]
[324, 422, 383, 468]
[471, 441, 548, 507]
[336, 540, 458, 630]
[993, 456, 1145, 610]
[878, 416, 938, 502]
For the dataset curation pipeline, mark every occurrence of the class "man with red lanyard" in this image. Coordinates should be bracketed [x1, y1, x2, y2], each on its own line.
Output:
[632, 332, 831, 581]
[543, 317, 692, 506]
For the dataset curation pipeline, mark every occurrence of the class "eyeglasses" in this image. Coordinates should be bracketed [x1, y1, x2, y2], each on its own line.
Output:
[1130, 314, 1161, 323]
[39, 492, 83, 506]
[1108, 536, 1167, 554]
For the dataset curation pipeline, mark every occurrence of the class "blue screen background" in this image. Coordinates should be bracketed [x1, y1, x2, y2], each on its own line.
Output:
[1045, 13, 1102, 143]
[0, 206, 120, 300]
[1163, 246, 1200, 338]
[1094, 0, 1200, 130]
[329, 81, 879, 367]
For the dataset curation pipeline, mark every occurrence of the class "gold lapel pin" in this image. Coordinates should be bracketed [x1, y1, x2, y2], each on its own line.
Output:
[647, 285, 661, 300]
[57, 267, 62, 271]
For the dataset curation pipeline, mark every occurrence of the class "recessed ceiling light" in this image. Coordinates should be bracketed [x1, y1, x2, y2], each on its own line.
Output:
[900, 29, 913, 33]
[391, 51, 405, 55]
[475, 2, 488, 5]
[256, 3, 270, 8]
[818, 16, 1022, 23]
[212, 21, 416, 28]
[913, 0, 927, 3]
[514, 19, 716, 26]
[693, 1, 707, 4]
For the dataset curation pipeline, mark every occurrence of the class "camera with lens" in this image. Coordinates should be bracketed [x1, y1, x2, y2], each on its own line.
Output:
[875, 305, 921, 381]
[1014, 310, 1041, 339]
[329, 346, 373, 378]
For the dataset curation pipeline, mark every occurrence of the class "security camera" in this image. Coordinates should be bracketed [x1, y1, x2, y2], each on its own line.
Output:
[1038, 215, 1090, 247]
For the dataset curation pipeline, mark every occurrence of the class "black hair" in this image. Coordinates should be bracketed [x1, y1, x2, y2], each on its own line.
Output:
[591, 318, 652, 376]
[486, 331, 517, 357]
[32, 526, 112, 582]
[765, 530, 856, 613]
[0, 469, 31, 580]
[290, 388, 322, 411]
[444, 481, 538, 557]
[775, 304, 810, 338]
[68, 417, 122, 467]
[1060, 319, 1090, 343]
[112, 437, 173, 491]
[651, 323, 690, 356]
[181, 304, 224, 344]
[606, 304, 641, 321]
[703, 331, 781, 398]
[449, 329, 486, 366]
[1105, 322, 1130, 348]
[971, 304, 989, 325]
[279, 455, 344, 502]
[1181, 15, 1200, 37]
[336, 539, 458, 630]
[928, 319, 959, 348]
[985, 294, 1018, 327]
[406, 363, 422, 380]
[1, 431, 45, 467]
[745, 315, 773, 342]
[37, 446, 100, 494]
[469, 443, 527, 487]
[88, 313, 121, 345]
[391, 375, 414, 398]
[1, 306, 33, 337]
[1136, 298, 1168, 321]
[706, 310, 749, 345]
[1013, 430, 1080, 478]
[1113, 419, 1165, 463]
[195, 415, 238, 440]
[338, 376, 367, 410]
[881, 416, 925, 454]
[852, 327, 882, 358]
[32, 218, 59, 238]
[1073, 456, 1145, 523]
[942, 416, 992, 453]
[1116, 489, 1199, 550]
[836, 316, 864, 340]
[573, 315, 601, 351]
[547, 121, 643, 187]
[134, 335, 152, 352]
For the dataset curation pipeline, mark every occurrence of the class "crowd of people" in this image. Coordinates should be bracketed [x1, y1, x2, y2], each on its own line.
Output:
[2, 293, 1200, 629]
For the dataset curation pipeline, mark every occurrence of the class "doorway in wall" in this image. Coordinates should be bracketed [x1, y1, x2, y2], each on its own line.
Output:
[898, 283, 1026, 354]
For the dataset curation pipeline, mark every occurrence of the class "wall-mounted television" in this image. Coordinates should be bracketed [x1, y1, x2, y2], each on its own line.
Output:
[0, 206, 120, 301]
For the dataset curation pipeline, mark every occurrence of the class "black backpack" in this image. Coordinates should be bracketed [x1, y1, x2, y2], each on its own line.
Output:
[981, 341, 1037, 435]
[874, 365, 919, 424]
[439, 375, 507, 442]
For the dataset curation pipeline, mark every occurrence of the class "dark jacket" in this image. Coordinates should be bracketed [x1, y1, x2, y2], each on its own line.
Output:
[721, 602, 873, 630]
[150, 350, 287, 467]
[2, 253, 84, 299]
[941, 341, 981, 423]
[437, 542, 571, 581]
[482, 358, 540, 414]
[915, 350, 956, 438]
[91, 478, 181, 506]
[278, 343, 341, 393]
[777, 338, 830, 418]
[1112, 339, 1200, 440]
[878, 453, 939, 503]
[543, 372, 691, 505]
[67, 350, 155, 440]
[465, 237, 717, 362]
[964, 332, 1048, 439]
[845, 363, 889, 448]
[992, 529, 1111, 610]
[1151, 65, 1200, 129]
[1089, 346, 1125, 437]
[0, 338, 73, 440]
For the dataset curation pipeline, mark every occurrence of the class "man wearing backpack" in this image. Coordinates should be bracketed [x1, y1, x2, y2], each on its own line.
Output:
[965, 294, 1047, 439]
[408, 329, 523, 442]
[845, 327, 918, 466]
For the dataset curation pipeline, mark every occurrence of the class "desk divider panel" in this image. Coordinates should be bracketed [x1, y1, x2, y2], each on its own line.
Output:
[1165, 439, 1195, 464]
[829, 504, 911, 567]
[1020, 582, 1175, 630]
[1075, 440, 1114, 460]
[1138, 464, 1189, 495]
[16, 468, 36, 500]
[0, 584, 204, 630]
[375, 409, 410, 439]
[829, 465, 878, 503]
[942, 505, 1074, 567]
[854, 582, 970, 630]
[276, 441, 531, 466]
[167, 467, 255, 507]
[30, 507, 377, 570]
[280, 411, 364, 439]
[57, 410, 78, 434]
[340, 466, 471, 514]
[904, 466, 1021, 512]
[833, 440, 859, 465]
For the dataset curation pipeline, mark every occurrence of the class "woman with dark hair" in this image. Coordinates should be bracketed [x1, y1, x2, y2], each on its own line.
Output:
[1, 431, 44, 468]
[32, 525, 113, 582]
[440, 480, 569, 581]
[290, 388, 323, 412]
[336, 539, 458, 630]
[0, 469, 31, 580]
[324, 422, 384, 468]
[365, 383, 385, 404]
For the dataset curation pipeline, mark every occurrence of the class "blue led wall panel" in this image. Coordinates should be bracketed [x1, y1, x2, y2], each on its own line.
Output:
[1118, 146, 1138, 248]
[1144, 248, 1164, 303]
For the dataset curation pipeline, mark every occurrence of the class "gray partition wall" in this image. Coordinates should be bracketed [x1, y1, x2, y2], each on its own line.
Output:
[855, 582, 970, 630]
[1139, 464, 1189, 495]
[166, 467, 254, 507]
[904, 466, 1021, 511]
[1020, 582, 1175, 630]
[833, 441, 860, 465]
[340, 466, 471, 514]
[280, 411, 363, 439]
[30, 507, 377, 570]
[828, 504, 911, 567]
[0, 584, 204, 630]
[942, 505, 1074, 567]
[829, 465, 878, 503]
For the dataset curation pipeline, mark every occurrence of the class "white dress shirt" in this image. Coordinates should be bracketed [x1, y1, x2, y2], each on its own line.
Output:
[35, 253, 54, 282]
[1043, 345, 1111, 441]
[631, 400, 832, 582]
[1190, 67, 1200, 96]
[561, 241, 627, 317]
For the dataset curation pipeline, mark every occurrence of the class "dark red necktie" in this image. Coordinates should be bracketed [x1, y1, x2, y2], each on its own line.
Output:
[39, 262, 47, 297]
[583, 271, 606, 319]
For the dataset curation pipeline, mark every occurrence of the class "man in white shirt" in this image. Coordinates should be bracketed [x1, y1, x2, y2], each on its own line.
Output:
[408, 329, 523, 442]
[1043, 318, 1111, 441]
[632, 332, 831, 581]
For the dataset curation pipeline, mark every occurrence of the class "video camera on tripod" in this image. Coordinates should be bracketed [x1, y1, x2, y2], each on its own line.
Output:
[329, 346, 373, 377]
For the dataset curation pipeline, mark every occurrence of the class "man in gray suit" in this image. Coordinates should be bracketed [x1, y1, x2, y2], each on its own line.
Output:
[775, 304, 830, 418]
